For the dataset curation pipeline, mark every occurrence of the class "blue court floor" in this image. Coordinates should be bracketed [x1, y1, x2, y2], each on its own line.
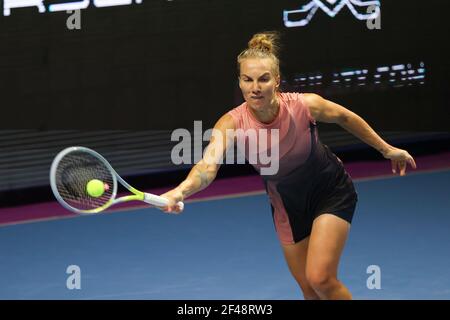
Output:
[1, 169, 449, 299]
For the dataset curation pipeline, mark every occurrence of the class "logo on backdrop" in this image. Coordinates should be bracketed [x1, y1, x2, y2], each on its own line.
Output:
[283, 0, 381, 28]
[3, 0, 142, 16]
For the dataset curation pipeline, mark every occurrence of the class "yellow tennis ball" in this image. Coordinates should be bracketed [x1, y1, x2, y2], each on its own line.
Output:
[86, 179, 105, 198]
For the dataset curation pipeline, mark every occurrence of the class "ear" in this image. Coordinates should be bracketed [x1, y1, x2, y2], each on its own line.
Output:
[238, 76, 242, 89]
[276, 75, 281, 88]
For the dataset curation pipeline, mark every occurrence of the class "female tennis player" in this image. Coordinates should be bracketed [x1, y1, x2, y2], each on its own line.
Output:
[159, 32, 417, 300]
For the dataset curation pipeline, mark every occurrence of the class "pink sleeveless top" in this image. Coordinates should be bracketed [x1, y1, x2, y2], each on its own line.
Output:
[227, 92, 317, 179]
[227, 92, 317, 244]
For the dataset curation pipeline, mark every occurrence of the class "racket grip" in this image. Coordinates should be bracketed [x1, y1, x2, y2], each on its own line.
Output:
[143, 193, 184, 211]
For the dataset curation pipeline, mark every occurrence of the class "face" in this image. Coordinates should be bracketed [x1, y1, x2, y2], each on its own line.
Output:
[239, 58, 280, 111]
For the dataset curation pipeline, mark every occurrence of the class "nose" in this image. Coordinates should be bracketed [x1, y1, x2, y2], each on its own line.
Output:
[250, 80, 261, 93]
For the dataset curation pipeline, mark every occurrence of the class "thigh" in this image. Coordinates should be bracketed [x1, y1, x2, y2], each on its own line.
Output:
[281, 237, 310, 287]
[306, 214, 351, 277]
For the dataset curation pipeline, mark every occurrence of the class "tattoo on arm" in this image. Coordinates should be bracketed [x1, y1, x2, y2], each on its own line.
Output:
[195, 167, 210, 188]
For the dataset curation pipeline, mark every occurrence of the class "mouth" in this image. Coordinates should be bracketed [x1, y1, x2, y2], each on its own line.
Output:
[251, 96, 264, 100]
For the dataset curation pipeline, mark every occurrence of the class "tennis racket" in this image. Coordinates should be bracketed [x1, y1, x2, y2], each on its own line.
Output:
[50, 146, 184, 215]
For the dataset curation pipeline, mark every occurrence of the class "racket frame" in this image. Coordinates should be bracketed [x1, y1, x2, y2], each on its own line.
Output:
[50, 146, 175, 215]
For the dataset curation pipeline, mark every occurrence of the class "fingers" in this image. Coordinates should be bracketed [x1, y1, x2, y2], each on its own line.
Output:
[391, 160, 407, 176]
[392, 159, 417, 176]
[158, 192, 184, 214]
[399, 161, 406, 176]
[391, 151, 417, 176]
[408, 156, 417, 169]
[403, 151, 417, 170]
[161, 203, 183, 214]
[391, 159, 405, 176]
[391, 160, 397, 174]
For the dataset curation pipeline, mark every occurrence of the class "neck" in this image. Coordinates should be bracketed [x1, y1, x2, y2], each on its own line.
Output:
[250, 94, 280, 124]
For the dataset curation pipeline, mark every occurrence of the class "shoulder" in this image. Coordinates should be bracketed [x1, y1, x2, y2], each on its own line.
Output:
[279, 91, 318, 108]
[216, 113, 236, 129]
[227, 103, 245, 117]
[301, 93, 352, 124]
[299, 93, 323, 108]
[226, 101, 246, 128]
[279, 92, 317, 123]
[299, 93, 326, 122]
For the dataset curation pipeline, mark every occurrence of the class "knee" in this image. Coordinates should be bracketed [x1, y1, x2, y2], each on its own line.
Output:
[306, 270, 337, 294]
[289, 275, 321, 300]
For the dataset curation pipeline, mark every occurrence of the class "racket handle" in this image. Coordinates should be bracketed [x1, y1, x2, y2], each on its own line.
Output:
[143, 193, 184, 211]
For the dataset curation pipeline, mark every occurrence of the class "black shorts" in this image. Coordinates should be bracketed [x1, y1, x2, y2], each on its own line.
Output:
[263, 124, 358, 244]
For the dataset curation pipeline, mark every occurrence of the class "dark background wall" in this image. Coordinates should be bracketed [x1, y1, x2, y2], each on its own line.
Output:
[1, 0, 449, 131]
[1, 0, 449, 206]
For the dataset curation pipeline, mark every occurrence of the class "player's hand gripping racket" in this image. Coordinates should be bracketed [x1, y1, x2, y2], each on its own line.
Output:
[50, 146, 184, 215]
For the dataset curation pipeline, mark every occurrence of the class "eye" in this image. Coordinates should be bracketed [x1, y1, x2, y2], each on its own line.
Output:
[260, 78, 269, 82]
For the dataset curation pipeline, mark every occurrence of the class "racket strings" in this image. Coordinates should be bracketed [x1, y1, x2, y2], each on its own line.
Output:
[55, 151, 115, 211]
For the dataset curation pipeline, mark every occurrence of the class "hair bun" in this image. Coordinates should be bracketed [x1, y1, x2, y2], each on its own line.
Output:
[248, 32, 279, 56]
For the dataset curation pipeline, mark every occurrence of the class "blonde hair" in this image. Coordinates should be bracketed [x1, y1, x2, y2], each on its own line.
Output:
[237, 32, 281, 77]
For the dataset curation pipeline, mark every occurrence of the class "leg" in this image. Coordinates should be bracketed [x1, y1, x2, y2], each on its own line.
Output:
[281, 237, 320, 300]
[306, 214, 352, 300]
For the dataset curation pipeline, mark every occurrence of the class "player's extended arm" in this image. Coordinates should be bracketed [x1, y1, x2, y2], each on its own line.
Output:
[303, 93, 416, 176]
[160, 114, 236, 213]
